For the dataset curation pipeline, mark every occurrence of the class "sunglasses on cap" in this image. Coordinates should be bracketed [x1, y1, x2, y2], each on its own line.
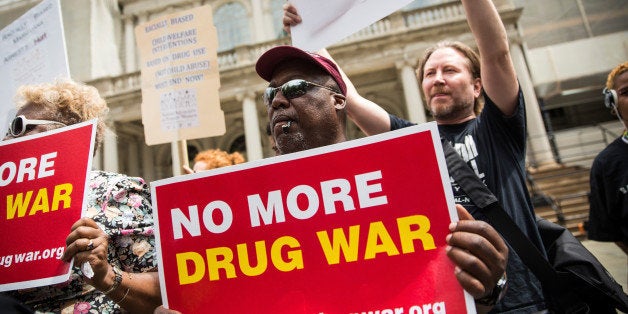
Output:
[8, 115, 68, 137]
[264, 79, 340, 106]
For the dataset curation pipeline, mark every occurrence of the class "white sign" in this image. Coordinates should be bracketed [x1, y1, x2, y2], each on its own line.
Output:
[135, 5, 225, 145]
[0, 0, 69, 137]
[291, 0, 414, 52]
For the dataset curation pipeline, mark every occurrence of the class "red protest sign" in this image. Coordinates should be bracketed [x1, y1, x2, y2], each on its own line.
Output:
[0, 120, 96, 291]
[152, 122, 475, 313]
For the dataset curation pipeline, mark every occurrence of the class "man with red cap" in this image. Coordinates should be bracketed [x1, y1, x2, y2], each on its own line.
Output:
[255, 45, 509, 314]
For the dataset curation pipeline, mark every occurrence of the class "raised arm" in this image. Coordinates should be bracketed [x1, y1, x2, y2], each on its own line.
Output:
[283, 3, 391, 135]
[462, 0, 519, 115]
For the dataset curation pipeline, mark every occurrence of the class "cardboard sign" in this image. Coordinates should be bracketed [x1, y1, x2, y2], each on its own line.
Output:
[0, 0, 70, 144]
[135, 5, 225, 145]
[152, 122, 476, 313]
[0, 121, 96, 291]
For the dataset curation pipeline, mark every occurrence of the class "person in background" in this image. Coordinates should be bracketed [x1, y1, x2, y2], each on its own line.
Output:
[588, 61, 628, 256]
[182, 148, 245, 174]
[282, 0, 546, 311]
[3, 80, 161, 313]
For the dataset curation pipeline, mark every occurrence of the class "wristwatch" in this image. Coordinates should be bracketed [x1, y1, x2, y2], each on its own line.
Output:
[476, 273, 508, 306]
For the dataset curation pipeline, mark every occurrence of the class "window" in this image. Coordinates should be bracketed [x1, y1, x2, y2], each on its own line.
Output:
[214, 2, 251, 51]
[229, 135, 246, 155]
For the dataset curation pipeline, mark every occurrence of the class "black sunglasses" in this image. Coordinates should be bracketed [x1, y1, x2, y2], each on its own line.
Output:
[8, 115, 67, 137]
[264, 79, 340, 106]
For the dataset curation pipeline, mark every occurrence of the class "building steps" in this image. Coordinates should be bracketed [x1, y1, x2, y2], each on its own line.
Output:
[527, 165, 591, 239]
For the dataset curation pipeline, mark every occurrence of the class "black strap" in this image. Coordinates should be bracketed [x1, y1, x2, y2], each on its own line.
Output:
[441, 138, 560, 291]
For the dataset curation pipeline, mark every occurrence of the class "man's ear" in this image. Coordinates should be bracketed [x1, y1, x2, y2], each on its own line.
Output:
[473, 78, 482, 98]
[333, 94, 346, 110]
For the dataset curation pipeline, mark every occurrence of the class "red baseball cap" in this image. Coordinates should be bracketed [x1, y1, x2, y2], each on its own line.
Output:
[255, 45, 347, 95]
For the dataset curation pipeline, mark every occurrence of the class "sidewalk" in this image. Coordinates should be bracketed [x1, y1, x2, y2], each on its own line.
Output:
[581, 239, 627, 293]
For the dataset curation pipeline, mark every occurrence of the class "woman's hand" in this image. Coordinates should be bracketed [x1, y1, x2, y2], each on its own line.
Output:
[62, 217, 113, 291]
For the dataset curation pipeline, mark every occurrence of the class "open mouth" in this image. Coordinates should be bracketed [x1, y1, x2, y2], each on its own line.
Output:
[272, 116, 294, 135]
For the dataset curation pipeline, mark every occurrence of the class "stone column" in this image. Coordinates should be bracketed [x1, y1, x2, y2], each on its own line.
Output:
[510, 44, 555, 165]
[91, 0, 122, 77]
[103, 127, 119, 172]
[127, 139, 140, 177]
[123, 15, 136, 72]
[396, 60, 427, 124]
[240, 92, 263, 161]
[251, 0, 268, 42]
[141, 143, 154, 182]
[93, 147, 102, 170]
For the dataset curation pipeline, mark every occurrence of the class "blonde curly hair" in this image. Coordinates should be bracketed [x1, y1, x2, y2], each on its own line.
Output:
[193, 149, 245, 170]
[15, 80, 109, 150]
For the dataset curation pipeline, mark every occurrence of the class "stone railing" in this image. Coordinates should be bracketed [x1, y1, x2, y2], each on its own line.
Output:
[90, 71, 142, 98]
[404, 1, 466, 28]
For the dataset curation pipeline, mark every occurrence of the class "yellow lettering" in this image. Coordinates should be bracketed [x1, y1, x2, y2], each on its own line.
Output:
[206, 247, 236, 281]
[6, 191, 33, 219]
[397, 215, 435, 253]
[237, 241, 268, 277]
[364, 221, 399, 260]
[316, 225, 360, 265]
[51, 183, 72, 211]
[270, 236, 303, 272]
[176, 252, 205, 285]
[29, 187, 49, 216]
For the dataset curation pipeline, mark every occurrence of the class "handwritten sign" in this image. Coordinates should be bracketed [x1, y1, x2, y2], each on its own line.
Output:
[135, 5, 225, 145]
[0, 121, 96, 291]
[0, 0, 70, 144]
[152, 122, 476, 313]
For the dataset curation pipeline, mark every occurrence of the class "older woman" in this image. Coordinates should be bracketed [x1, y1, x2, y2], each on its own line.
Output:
[3, 80, 161, 313]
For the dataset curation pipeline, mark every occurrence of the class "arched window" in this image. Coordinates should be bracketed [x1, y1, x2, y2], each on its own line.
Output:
[229, 135, 246, 155]
[214, 2, 251, 51]
[270, 0, 287, 38]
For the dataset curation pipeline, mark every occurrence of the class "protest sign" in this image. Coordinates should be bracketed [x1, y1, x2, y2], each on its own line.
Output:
[0, 0, 70, 141]
[135, 5, 225, 146]
[152, 122, 476, 313]
[291, 0, 414, 52]
[0, 120, 96, 292]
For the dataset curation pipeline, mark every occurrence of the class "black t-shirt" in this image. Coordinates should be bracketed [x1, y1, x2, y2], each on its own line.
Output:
[588, 136, 628, 244]
[390, 90, 547, 313]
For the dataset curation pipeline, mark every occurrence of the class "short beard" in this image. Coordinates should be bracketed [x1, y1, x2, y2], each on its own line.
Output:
[276, 132, 309, 155]
[430, 99, 473, 121]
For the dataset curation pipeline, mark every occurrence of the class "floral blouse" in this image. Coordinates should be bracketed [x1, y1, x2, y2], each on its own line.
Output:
[6, 171, 157, 314]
